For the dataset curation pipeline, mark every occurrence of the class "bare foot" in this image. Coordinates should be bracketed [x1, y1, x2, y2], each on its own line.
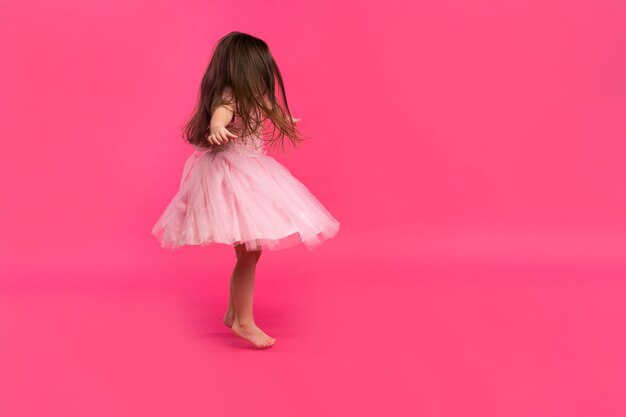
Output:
[231, 320, 276, 349]
[223, 308, 235, 328]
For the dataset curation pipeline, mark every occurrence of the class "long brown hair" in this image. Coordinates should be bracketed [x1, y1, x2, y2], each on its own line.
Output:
[182, 31, 305, 151]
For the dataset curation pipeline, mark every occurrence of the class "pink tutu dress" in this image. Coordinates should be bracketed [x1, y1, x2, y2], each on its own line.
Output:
[151, 116, 340, 252]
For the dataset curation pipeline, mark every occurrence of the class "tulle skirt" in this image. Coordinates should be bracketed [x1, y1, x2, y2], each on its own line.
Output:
[151, 146, 340, 252]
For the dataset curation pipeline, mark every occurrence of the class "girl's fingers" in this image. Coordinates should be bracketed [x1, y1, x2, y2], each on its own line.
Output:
[208, 129, 239, 145]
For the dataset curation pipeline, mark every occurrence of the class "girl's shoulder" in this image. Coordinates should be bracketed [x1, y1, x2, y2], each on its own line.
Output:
[212, 87, 236, 115]
[221, 87, 235, 104]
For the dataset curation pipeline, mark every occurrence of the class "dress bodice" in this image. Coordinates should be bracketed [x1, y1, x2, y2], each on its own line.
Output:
[193, 114, 266, 157]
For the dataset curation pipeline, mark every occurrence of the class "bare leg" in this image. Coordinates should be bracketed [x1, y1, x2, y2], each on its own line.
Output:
[229, 243, 275, 348]
[223, 279, 235, 327]
[224, 244, 249, 327]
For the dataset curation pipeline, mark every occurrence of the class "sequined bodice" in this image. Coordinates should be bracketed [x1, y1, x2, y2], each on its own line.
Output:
[192, 115, 266, 157]
[216, 133, 265, 157]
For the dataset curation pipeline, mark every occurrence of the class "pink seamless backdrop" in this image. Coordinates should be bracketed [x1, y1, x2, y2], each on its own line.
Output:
[1, 0, 626, 416]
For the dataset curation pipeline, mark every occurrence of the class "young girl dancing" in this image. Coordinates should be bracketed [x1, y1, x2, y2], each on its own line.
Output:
[151, 31, 340, 349]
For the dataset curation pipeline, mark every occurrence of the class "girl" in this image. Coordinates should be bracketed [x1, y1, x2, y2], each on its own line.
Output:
[151, 32, 340, 349]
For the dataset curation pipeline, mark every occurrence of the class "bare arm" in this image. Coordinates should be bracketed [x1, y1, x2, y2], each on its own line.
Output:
[208, 102, 237, 145]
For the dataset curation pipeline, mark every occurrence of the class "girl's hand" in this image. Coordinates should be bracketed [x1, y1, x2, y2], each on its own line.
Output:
[291, 116, 301, 123]
[207, 126, 237, 145]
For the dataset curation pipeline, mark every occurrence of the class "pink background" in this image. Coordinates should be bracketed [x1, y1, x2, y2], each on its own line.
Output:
[2, 0, 626, 416]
